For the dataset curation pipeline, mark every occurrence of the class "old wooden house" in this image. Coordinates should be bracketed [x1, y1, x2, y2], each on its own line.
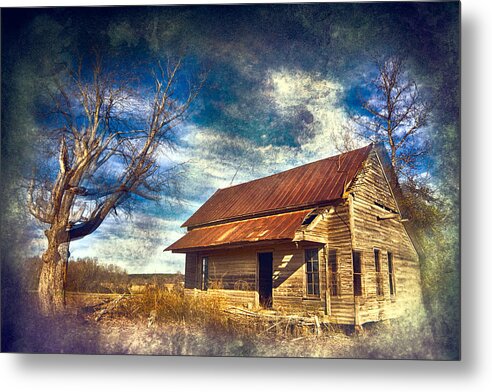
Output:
[166, 144, 423, 326]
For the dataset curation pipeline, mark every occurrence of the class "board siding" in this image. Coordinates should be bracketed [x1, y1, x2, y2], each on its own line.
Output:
[184, 241, 328, 315]
[347, 150, 422, 325]
[325, 202, 356, 324]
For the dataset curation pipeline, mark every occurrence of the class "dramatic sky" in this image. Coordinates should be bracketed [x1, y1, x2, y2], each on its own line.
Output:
[1, 2, 460, 273]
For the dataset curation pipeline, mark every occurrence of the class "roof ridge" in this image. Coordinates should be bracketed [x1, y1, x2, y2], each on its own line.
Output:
[185, 201, 338, 230]
[189, 207, 315, 231]
[218, 144, 372, 192]
[181, 143, 373, 228]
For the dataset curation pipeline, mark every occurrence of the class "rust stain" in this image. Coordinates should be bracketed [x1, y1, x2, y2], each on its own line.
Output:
[166, 209, 313, 252]
[182, 144, 372, 228]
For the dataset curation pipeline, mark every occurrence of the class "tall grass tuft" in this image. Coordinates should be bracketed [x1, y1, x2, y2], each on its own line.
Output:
[120, 286, 233, 333]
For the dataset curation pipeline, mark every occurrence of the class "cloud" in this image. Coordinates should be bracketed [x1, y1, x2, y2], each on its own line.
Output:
[171, 69, 357, 202]
[264, 68, 352, 157]
[180, 126, 300, 191]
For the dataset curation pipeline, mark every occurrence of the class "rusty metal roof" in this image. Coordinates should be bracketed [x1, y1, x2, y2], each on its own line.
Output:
[166, 209, 313, 252]
[182, 144, 373, 228]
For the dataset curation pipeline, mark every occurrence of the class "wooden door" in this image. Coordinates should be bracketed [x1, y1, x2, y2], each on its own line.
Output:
[258, 252, 273, 308]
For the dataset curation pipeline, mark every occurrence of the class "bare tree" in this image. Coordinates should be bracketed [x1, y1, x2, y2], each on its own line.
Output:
[342, 56, 440, 230]
[329, 123, 363, 154]
[27, 55, 204, 314]
[350, 56, 431, 182]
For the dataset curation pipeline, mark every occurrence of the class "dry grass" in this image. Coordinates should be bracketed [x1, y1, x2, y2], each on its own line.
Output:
[3, 288, 447, 358]
[121, 287, 230, 329]
[89, 287, 295, 338]
[77, 287, 446, 358]
[84, 286, 353, 349]
[79, 287, 352, 356]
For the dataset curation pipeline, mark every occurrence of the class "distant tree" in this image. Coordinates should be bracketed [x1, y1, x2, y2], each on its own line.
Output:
[65, 257, 128, 293]
[27, 54, 205, 314]
[347, 57, 458, 358]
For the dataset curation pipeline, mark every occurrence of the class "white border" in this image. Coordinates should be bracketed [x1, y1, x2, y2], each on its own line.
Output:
[2, 0, 491, 391]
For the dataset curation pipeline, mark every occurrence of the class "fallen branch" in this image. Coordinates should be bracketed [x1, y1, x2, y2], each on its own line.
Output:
[223, 306, 324, 337]
[94, 293, 129, 321]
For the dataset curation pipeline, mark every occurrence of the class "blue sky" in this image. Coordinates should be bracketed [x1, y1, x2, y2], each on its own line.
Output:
[1, 3, 459, 273]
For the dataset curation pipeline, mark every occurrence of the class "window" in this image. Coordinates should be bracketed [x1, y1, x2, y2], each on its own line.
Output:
[201, 256, 209, 291]
[328, 249, 339, 296]
[305, 248, 320, 296]
[388, 252, 395, 295]
[352, 251, 362, 297]
[374, 249, 384, 296]
[302, 212, 318, 226]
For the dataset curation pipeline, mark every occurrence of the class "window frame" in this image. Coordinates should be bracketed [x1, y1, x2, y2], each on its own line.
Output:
[374, 248, 384, 297]
[352, 250, 363, 297]
[200, 256, 209, 291]
[328, 249, 340, 297]
[304, 248, 321, 298]
[387, 251, 396, 296]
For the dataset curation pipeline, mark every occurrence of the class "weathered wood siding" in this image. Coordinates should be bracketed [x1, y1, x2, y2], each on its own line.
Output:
[294, 209, 330, 243]
[184, 242, 328, 315]
[206, 247, 257, 290]
[347, 150, 422, 324]
[324, 202, 357, 324]
[271, 242, 326, 315]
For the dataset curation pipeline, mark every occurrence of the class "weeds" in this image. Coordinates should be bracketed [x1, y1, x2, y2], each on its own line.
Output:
[4, 289, 443, 358]
[92, 287, 334, 340]
[97, 287, 232, 333]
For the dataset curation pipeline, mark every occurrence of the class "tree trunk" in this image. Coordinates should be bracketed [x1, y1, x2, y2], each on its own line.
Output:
[38, 240, 69, 315]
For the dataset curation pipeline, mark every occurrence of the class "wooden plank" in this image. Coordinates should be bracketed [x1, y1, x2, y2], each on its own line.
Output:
[346, 150, 422, 323]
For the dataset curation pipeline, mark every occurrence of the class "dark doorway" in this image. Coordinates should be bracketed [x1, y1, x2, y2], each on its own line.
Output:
[258, 252, 273, 308]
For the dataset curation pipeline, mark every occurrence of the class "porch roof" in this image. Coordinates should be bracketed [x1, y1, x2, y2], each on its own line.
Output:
[165, 209, 314, 253]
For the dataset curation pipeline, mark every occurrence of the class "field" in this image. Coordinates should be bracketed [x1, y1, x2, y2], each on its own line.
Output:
[2, 285, 448, 359]
[2, 259, 454, 358]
